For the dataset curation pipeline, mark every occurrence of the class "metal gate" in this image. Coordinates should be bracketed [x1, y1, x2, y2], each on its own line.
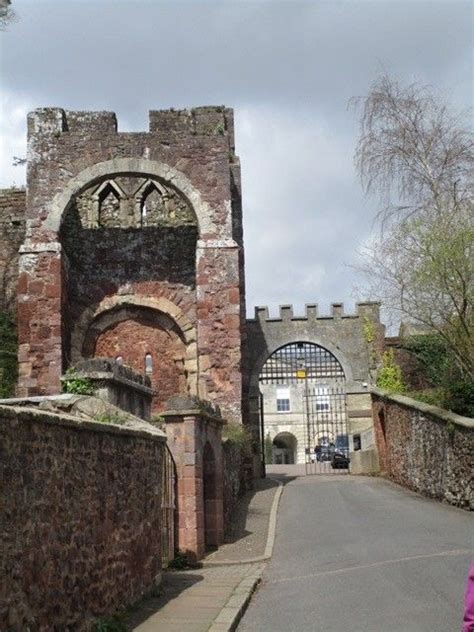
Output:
[161, 444, 177, 566]
[259, 341, 349, 475]
[303, 380, 349, 475]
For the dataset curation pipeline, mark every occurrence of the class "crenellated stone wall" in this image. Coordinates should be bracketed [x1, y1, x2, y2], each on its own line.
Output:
[0, 403, 167, 630]
[245, 302, 385, 459]
[372, 388, 474, 510]
[246, 302, 385, 391]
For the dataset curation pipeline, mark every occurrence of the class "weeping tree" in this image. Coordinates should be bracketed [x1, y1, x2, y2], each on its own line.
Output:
[0, 1, 16, 31]
[353, 75, 473, 387]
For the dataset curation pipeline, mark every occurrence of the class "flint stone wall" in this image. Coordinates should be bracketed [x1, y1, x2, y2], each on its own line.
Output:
[0, 404, 166, 631]
[372, 389, 474, 510]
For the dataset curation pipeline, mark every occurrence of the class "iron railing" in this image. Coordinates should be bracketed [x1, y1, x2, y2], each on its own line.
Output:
[161, 444, 177, 566]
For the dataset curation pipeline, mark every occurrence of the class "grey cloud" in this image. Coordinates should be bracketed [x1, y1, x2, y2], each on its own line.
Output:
[0, 0, 471, 320]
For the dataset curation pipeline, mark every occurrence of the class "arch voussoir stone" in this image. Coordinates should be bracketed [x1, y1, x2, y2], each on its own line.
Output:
[45, 158, 215, 237]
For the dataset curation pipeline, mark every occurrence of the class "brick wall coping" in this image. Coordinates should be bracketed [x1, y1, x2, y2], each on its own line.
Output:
[0, 403, 167, 442]
[60, 371, 153, 395]
[371, 387, 474, 430]
[161, 394, 225, 424]
[161, 408, 226, 424]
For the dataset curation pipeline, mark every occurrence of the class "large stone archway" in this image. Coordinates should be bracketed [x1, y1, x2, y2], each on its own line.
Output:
[244, 303, 384, 472]
[271, 431, 298, 465]
[74, 296, 199, 411]
[44, 157, 217, 239]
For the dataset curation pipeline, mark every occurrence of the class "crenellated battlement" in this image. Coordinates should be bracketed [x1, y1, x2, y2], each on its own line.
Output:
[249, 301, 381, 323]
[27, 106, 235, 148]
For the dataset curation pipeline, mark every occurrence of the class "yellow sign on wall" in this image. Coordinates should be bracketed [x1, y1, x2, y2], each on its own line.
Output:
[296, 369, 306, 379]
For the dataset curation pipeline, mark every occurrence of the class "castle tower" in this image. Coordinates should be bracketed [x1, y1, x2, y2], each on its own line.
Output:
[16, 107, 246, 422]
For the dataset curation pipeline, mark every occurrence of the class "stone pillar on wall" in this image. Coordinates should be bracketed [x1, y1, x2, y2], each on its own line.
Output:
[196, 241, 242, 424]
[162, 395, 225, 564]
[17, 242, 63, 396]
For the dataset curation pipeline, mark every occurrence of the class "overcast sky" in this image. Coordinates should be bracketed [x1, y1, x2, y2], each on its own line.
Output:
[0, 0, 472, 323]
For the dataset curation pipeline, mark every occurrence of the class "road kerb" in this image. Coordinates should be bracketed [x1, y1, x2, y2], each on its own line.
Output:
[208, 566, 264, 632]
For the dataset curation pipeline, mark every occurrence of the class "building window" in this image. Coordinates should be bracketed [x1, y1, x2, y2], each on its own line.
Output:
[276, 387, 290, 412]
[353, 434, 361, 451]
[315, 385, 330, 412]
[145, 353, 153, 374]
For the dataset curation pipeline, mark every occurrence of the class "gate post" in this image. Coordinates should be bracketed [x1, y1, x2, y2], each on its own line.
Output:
[161, 395, 225, 564]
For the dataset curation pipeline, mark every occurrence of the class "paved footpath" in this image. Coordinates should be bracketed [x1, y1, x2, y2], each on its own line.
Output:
[238, 475, 474, 632]
[124, 478, 280, 631]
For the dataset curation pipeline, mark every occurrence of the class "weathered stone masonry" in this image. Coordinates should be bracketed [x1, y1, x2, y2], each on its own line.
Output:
[372, 389, 474, 509]
[14, 107, 245, 422]
[0, 404, 166, 630]
[0, 188, 26, 318]
[245, 302, 385, 444]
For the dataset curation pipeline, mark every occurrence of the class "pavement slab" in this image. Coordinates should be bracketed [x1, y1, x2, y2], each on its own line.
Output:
[125, 564, 263, 632]
[203, 478, 280, 564]
[124, 477, 281, 631]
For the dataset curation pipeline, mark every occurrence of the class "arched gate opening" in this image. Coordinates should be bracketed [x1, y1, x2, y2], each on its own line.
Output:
[259, 341, 350, 474]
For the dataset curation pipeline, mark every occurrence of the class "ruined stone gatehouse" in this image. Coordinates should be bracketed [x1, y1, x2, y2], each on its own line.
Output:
[0, 107, 246, 422]
[1, 105, 384, 462]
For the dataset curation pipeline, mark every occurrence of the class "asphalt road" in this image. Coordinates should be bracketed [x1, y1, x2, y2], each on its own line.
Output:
[238, 475, 473, 632]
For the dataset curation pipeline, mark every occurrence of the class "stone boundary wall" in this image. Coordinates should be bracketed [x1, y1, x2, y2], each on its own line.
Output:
[66, 358, 153, 420]
[1, 404, 166, 630]
[222, 439, 253, 535]
[371, 388, 474, 510]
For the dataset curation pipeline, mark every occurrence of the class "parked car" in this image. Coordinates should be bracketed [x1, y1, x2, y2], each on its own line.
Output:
[331, 451, 350, 469]
[317, 444, 335, 462]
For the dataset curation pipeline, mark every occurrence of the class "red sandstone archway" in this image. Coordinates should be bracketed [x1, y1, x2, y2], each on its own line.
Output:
[85, 306, 188, 414]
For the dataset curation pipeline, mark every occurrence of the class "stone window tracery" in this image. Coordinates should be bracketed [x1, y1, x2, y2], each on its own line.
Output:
[140, 184, 166, 226]
[72, 175, 196, 229]
[98, 183, 121, 227]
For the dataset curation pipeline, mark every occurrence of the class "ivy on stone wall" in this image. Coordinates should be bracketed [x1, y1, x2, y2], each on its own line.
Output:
[222, 422, 253, 458]
[0, 312, 17, 398]
[403, 335, 474, 417]
[264, 432, 273, 464]
[61, 368, 95, 396]
[376, 349, 405, 393]
[362, 315, 378, 374]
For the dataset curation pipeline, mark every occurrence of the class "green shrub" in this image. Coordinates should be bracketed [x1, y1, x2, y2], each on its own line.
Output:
[376, 349, 405, 393]
[444, 377, 474, 418]
[264, 432, 273, 464]
[222, 422, 253, 457]
[404, 334, 450, 386]
[0, 312, 17, 398]
[404, 334, 473, 417]
[95, 617, 126, 632]
[405, 388, 446, 408]
[168, 550, 188, 569]
[62, 368, 94, 395]
[94, 411, 127, 426]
